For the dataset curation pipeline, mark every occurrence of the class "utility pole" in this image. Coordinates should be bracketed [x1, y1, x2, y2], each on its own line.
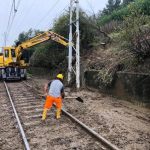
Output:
[68, 0, 73, 84]
[68, 0, 80, 89]
[76, 0, 80, 89]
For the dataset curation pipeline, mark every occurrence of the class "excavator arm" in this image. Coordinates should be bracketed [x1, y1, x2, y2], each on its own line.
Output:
[0, 30, 69, 80]
[15, 31, 69, 61]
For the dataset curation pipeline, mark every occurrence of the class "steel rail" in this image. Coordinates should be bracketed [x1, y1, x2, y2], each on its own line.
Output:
[4, 81, 30, 150]
[62, 108, 120, 150]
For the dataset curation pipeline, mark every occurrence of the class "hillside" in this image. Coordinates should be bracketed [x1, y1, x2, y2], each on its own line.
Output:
[83, 33, 150, 74]
[14, 0, 150, 84]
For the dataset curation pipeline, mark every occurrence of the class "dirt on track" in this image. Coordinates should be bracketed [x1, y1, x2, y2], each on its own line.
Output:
[6, 82, 107, 150]
[28, 76, 150, 150]
[66, 90, 150, 150]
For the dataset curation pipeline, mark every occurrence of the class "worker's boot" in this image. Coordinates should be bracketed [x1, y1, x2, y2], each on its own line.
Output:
[42, 109, 48, 121]
[56, 109, 61, 119]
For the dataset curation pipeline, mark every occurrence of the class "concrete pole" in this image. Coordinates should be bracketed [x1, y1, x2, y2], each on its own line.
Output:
[68, 0, 73, 84]
[68, 0, 80, 89]
[76, 0, 80, 88]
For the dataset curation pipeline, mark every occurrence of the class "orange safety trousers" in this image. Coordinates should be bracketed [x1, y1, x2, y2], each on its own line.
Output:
[44, 95, 62, 109]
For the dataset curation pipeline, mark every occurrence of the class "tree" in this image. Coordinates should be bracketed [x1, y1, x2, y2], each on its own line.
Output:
[15, 29, 42, 45]
[102, 0, 121, 15]
[120, 3, 150, 60]
[106, 0, 115, 13]
[114, 0, 121, 9]
[29, 9, 101, 68]
[14, 29, 42, 58]
[53, 9, 97, 50]
[122, 0, 134, 5]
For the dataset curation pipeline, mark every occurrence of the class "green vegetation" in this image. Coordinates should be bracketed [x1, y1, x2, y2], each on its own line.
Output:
[16, 10, 99, 69]
[15, 29, 42, 57]
[98, 0, 150, 25]
[14, 0, 150, 85]
[120, 8, 150, 60]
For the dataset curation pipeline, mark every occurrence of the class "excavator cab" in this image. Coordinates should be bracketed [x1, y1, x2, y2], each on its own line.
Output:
[3, 47, 17, 66]
[0, 47, 25, 80]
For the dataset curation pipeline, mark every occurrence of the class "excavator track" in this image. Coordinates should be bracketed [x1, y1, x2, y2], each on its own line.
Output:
[1, 81, 120, 150]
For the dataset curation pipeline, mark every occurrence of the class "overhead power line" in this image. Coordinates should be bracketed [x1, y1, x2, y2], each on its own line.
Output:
[16, 0, 22, 10]
[85, 0, 96, 15]
[14, 0, 36, 32]
[13, 0, 17, 12]
[5, 0, 22, 45]
[46, 3, 70, 29]
[34, 0, 60, 29]
[5, 1, 14, 45]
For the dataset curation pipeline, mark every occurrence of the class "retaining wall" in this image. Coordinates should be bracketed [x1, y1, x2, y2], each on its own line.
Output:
[84, 70, 150, 104]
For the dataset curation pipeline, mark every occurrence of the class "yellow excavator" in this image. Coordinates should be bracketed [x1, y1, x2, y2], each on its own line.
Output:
[0, 31, 69, 80]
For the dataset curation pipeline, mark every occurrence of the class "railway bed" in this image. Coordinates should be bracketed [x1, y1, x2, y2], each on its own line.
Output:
[24, 78, 150, 150]
[0, 81, 120, 150]
[0, 82, 23, 150]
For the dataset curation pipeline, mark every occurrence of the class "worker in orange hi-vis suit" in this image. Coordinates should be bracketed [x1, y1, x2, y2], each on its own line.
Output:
[42, 74, 65, 120]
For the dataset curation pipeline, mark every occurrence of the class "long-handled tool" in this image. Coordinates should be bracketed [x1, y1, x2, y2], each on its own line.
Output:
[65, 97, 84, 103]
[40, 94, 84, 103]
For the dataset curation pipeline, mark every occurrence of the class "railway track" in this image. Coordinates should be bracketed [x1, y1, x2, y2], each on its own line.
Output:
[1, 81, 120, 150]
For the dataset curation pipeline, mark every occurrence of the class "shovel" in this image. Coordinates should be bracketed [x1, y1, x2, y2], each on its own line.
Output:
[40, 94, 84, 103]
[65, 97, 84, 103]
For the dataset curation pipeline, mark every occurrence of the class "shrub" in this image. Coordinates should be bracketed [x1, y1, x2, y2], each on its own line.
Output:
[98, 0, 150, 26]
[120, 2, 150, 60]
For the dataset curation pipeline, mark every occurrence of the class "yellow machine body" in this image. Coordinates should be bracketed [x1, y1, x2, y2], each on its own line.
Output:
[0, 31, 69, 80]
[0, 54, 4, 67]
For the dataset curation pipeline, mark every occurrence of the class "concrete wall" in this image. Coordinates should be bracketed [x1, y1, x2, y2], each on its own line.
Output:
[85, 70, 150, 104]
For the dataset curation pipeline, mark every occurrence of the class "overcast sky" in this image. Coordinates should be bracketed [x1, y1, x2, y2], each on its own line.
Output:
[0, 0, 107, 47]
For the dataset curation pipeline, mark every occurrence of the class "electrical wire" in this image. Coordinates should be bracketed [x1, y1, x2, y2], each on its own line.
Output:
[46, 3, 70, 29]
[85, 0, 96, 15]
[13, 0, 36, 32]
[16, 0, 22, 10]
[5, 0, 22, 45]
[34, 0, 60, 29]
[4, 0, 72, 45]
[9, 0, 22, 29]
[5, 1, 14, 45]
[6, 2, 13, 34]
[13, 0, 60, 36]
[5, 0, 68, 46]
